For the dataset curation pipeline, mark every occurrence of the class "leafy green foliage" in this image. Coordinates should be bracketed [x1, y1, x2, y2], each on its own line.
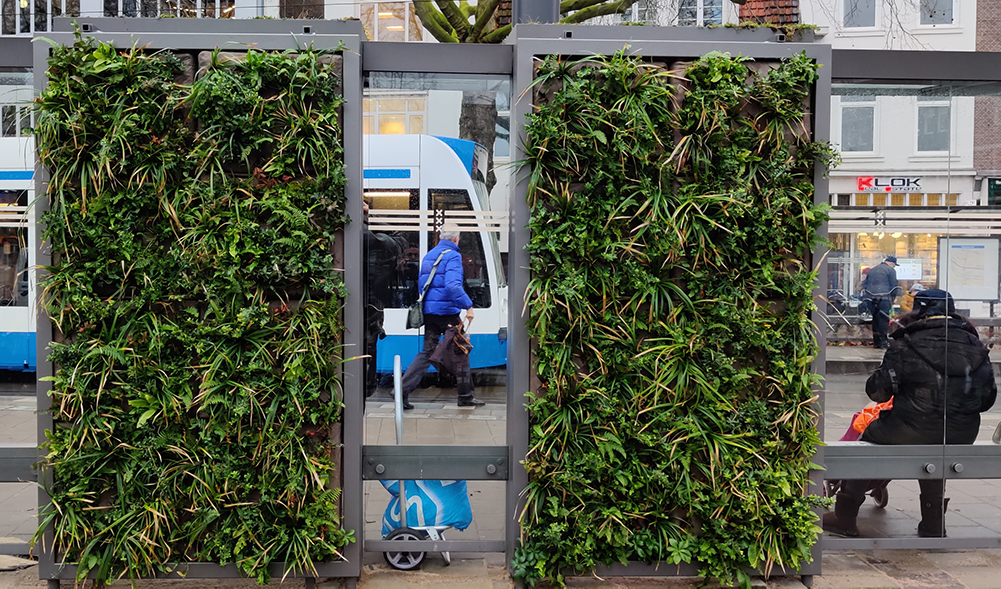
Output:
[34, 33, 352, 584]
[518, 50, 835, 588]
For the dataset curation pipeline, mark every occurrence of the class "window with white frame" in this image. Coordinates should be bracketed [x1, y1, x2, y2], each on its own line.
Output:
[920, 0, 953, 25]
[360, 2, 423, 42]
[612, 0, 649, 24]
[678, 0, 722, 26]
[363, 93, 427, 135]
[843, 0, 876, 28]
[840, 95, 875, 153]
[916, 95, 950, 152]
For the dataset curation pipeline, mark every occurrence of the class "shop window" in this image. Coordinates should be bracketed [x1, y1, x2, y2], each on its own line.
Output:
[855, 193, 869, 206]
[840, 95, 875, 152]
[361, 1, 423, 42]
[363, 93, 427, 135]
[844, 0, 876, 27]
[920, 0, 952, 25]
[917, 96, 950, 152]
[872, 193, 886, 207]
[891, 193, 905, 207]
[280, 0, 322, 19]
[989, 178, 1001, 206]
[909, 193, 923, 206]
[837, 194, 851, 207]
[678, 0, 722, 26]
[613, 0, 649, 23]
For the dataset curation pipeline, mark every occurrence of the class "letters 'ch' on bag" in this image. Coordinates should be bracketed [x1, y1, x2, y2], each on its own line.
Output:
[406, 250, 447, 330]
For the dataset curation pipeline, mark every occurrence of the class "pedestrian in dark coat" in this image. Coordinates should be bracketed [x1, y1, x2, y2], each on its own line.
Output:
[824, 289, 998, 538]
[865, 255, 900, 349]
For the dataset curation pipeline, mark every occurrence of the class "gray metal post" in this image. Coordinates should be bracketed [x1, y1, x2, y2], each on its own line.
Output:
[513, 0, 558, 24]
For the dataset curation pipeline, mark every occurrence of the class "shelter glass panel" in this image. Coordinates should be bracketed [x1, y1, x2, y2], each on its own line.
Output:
[825, 80, 1001, 545]
[362, 71, 511, 440]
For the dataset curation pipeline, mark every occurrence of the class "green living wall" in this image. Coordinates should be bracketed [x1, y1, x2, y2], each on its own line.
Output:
[34, 35, 351, 583]
[516, 51, 837, 587]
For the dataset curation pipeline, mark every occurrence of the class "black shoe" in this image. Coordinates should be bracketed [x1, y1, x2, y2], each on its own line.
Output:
[457, 398, 485, 407]
[402, 401, 414, 410]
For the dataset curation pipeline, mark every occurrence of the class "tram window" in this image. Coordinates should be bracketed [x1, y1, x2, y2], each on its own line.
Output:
[365, 190, 419, 310]
[1, 106, 15, 138]
[18, 107, 29, 136]
[428, 189, 491, 309]
[0, 190, 28, 307]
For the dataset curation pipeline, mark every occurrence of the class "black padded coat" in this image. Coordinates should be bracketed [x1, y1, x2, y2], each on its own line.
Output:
[862, 316, 997, 446]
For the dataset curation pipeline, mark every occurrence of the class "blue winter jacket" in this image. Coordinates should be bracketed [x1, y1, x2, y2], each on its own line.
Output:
[419, 239, 473, 316]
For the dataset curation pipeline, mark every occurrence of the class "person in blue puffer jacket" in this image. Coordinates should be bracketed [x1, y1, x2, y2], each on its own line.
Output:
[398, 225, 484, 410]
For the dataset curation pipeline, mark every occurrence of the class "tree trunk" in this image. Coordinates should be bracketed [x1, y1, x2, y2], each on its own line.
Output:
[458, 91, 498, 193]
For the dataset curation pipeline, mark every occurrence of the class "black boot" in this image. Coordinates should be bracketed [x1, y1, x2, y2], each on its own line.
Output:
[918, 496, 948, 537]
[823, 492, 865, 537]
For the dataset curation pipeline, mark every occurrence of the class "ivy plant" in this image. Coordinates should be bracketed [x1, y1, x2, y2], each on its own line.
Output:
[516, 50, 836, 588]
[33, 32, 352, 584]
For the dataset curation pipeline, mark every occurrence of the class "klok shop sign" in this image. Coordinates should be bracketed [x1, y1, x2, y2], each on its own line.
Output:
[857, 176, 922, 192]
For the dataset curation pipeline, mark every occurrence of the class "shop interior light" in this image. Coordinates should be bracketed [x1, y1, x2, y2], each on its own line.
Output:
[378, 11, 393, 17]
[891, 232, 902, 238]
[386, 25, 404, 30]
[858, 232, 867, 236]
[365, 191, 411, 198]
[878, 232, 885, 239]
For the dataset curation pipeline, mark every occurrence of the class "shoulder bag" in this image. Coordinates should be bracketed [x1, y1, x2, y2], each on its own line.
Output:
[406, 250, 448, 330]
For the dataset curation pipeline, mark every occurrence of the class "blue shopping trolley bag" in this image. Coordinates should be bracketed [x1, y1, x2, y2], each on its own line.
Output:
[381, 479, 473, 536]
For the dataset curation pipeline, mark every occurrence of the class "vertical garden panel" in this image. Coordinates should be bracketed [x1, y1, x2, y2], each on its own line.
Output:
[508, 26, 833, 587]
[33, 20, 364, 585]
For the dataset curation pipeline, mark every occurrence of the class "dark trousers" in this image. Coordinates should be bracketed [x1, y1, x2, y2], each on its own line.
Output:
[400, 313, 474, 402]
[872, 298, 892, 348]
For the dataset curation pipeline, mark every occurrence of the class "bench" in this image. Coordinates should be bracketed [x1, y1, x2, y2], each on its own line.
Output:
[824, 441, 1001, 481]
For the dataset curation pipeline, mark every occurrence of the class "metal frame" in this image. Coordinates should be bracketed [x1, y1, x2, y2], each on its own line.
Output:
[357, 37, 514, 561]
[0, 34, 39, 558]
[33, 19, 365, 587]
[822, 46, 1001, 553]
[10, 18, 1001, 587]
[508, 24, 833, 581]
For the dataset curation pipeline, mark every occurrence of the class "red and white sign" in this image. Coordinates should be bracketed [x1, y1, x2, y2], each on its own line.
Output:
[857, 176, 922, 192]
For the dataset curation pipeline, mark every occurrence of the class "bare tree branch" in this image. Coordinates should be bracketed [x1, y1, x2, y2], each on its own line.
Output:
[560, 0, 603, 14]
[435, 0, 471, 39]
[468, 0, 501, 42]
[560, 0, 639, 24]
[414, 0, 458, 42]
[480, 23, 512, 43]
[458, 0, 475, 19]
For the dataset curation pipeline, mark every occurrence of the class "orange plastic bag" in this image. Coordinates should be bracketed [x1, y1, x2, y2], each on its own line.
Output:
[851, 398, 894, 434]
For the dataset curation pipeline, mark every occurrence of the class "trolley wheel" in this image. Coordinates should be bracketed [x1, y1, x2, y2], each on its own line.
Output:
[383, 527, 426, 570]
[871, 486, 889, 509]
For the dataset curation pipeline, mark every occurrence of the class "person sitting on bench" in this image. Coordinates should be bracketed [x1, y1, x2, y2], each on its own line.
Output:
[823, 289, 997, 537]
